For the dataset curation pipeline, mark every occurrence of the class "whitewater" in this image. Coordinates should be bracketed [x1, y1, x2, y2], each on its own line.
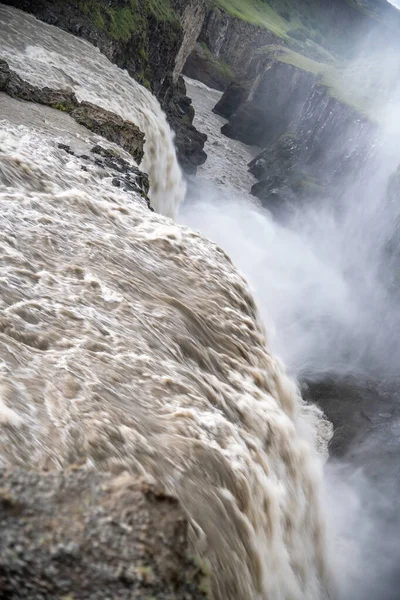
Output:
[0, 5, 334, 600]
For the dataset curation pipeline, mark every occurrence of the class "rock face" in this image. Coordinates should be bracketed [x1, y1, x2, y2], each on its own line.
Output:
[173, 0, 206, 78]
[246, 76, 374, 211]
[216, 61, 316, 146]
[1, 0, 207, 172]
[198, 8, 280, 76]
[0, 469, 208, 599]
[158, 74, 207, 174]
[183, 8, 280, 90]
[0, 59, 146, 166]
[302, 376, 400, 465]
[183, 42, 234, 91]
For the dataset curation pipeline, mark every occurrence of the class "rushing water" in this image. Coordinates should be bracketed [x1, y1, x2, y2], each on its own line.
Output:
[0, 5, 334, 600]
[0, 4, 185, 219]
[183, 62, 400, 599]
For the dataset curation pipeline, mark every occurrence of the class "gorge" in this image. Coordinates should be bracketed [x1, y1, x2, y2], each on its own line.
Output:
[0, 1, 400, 599]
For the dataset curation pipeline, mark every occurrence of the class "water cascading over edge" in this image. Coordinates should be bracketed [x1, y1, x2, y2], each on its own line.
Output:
[0, 5, 334, 599]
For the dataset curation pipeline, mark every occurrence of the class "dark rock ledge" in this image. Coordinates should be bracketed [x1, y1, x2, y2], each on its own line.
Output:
[0, 468, 208, 599]
[0, 59, 145, 166]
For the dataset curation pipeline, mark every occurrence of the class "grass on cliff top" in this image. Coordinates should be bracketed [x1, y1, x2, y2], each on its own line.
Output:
[67, 0, 177, 41]
[211, 0, 289, 37]
[272, 46, 374, 117]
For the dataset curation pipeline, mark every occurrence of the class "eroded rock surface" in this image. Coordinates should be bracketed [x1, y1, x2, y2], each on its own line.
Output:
[0, 59, 145, 165]
[0, 469, 208, 600]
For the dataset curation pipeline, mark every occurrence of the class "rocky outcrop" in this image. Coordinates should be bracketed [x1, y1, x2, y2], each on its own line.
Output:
[247, 76, 374, 211]
[198, 8, 280, 77]
[183, 8, 280, 90]
[173, 0, 206, 78]
[183, 42, 234, 91]
[1, 0, 207, 172]
[0, 59, 145, 165]
[302, 376, 400, 463]
[0, 468, 208, 599]
[157, 74, 207, 173]
[211, 54, 375, 212]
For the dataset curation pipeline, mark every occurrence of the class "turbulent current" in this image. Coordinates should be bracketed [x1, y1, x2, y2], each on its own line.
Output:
[0, 5, 334, 600]
[0, 4, 185, 219]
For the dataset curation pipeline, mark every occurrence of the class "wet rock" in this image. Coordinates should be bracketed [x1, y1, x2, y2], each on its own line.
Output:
[89, 144, 150, 201]
[57, 143, 75, 156]
[0, 59, 145, 165]
[160, 75, 207, 174]
[183, 42, 234, 91]
[90, 144, 149, 196]
[71, 103, 144, 164]
[302, 376, 400, 459]
[0, 469, 208, 599]
[55, 141, 150, 202]
[212, 80, 248, 119]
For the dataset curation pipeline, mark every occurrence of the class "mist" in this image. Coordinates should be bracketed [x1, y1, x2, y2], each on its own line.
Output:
[181, 20, 400, 600]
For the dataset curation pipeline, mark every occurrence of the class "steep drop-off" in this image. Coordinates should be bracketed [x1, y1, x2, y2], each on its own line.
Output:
[2, 0, 207, 172]
[0, 5, 334, 600]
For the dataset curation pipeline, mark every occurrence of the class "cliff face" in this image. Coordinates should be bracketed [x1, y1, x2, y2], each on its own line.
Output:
[198, 8, 280, 76]
[183, 7, 280, 91]
[2, 0, 207, 173]
[181, 0, 400, 185]
[183, 0, 400, 92]
[211, 51, 374, 211]
[248, 87, 373, 212]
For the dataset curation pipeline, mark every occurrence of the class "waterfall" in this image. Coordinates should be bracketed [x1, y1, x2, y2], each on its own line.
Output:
[0, 4, 185, 219]
[0, 5, 334, 599]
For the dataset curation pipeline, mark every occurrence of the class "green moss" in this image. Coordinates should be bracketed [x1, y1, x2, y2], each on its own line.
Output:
[108, 6, 138, 40]
[199, 42, 235, 79]
[52, 101, 74, 113]
[139, 47, 148, 61]
[66, 0, 178, 41]
[211, 0, 289, 37]
[136, 71, 152, 90]
[265, 46, 373, 117]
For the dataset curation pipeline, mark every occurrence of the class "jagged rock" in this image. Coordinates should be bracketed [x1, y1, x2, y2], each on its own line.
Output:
[71, 103, 144, 164]
[0, 469, 208, 599]
[183, 42, 234, 91]
[0, 59, 145, 165]
[247, 133, 321, 214]
[91, 144, 150, 201]
[212, 80, 247, 118]
[160, 75, 207, 174]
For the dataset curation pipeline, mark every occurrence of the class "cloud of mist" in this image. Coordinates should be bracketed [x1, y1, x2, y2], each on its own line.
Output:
[180, 19, 400, 599]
